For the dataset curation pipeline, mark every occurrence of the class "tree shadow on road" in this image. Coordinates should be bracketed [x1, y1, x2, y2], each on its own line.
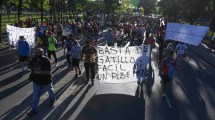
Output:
[174, 54, 209, 120]
[144, 62, 155, 97]
[76, 93, 145, 120]
[0, 63, 84, 120]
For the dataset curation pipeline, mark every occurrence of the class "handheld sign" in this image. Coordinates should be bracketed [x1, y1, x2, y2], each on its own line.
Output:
[97, 45, 151, 84]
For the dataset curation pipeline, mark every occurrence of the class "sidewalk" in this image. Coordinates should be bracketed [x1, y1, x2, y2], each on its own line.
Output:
[188, 43, 215, 68]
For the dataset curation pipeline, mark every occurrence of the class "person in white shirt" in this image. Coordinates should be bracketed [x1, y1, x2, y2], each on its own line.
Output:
[176, 42, 187, 66]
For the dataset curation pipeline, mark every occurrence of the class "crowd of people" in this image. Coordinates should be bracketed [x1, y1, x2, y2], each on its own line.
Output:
[14, 13, 189, 116]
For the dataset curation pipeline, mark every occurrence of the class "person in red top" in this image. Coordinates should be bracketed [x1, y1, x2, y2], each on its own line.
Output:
[147, 34, 155, 48]
[161, 50, 176, 97]
[25, 17, 32, 28]
[147, 34, 155, 60]
[18, 18, 24, 27]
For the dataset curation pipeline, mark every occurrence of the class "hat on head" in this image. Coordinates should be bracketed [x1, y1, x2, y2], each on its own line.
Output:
[35, 48, 44, 56]
[19, 36, 24, 39]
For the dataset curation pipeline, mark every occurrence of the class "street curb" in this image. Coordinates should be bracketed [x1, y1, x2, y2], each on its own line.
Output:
[188, 46, 215, 68]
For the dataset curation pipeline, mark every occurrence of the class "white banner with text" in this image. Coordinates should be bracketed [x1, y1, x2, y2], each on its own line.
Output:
[165, 22, 209, 46]
[6, 24, 36, 48]
[97, 45, 151, 83]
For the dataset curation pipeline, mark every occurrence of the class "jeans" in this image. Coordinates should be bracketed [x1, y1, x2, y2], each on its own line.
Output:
[32, 82, 55, 111]
[84, 62, 95, 80]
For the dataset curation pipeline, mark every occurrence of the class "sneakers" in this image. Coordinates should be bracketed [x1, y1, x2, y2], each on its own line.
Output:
[55, 63, 58, 67]
[49, 100, 55, 107]
[27, 110, 38, 116]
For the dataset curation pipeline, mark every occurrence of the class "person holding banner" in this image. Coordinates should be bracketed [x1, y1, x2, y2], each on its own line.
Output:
[175, 42, 187, 67]
[17, 36, 30, 72]
[47, 32, 58, 67]
[161, 50, 176, 97]
[81, 40, 97, 85]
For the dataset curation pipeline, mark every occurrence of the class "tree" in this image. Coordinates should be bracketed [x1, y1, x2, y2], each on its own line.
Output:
[103, 0, 121, 14]
[138, 0, 157, 15]
[157, 0, 180, 22]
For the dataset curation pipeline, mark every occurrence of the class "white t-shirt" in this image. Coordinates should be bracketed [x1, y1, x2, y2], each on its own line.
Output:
[176, 43, 187, 55]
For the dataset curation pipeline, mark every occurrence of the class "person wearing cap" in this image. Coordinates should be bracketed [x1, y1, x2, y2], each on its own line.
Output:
[47, 31, 58, 67]
[17, 36, 30, 72]
[81, 40, 97, 85]
[26, 48, 55, 116]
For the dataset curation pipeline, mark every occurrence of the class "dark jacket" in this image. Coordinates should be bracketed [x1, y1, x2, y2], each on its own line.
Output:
[28, 56, 52, 85]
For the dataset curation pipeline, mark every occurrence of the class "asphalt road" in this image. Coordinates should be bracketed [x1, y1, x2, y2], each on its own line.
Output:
[0, 31, 215, 120]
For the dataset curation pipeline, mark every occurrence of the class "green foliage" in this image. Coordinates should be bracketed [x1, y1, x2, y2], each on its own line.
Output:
[158, 0, 215, 24]
[138, 0, 157, 14]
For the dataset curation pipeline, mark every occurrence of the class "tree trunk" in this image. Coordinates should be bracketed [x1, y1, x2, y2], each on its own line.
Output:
[40, 0, 44, 25]
[18, 0, 22, 21]
[53, 1, 57, 23]
[50, 0, 53, 22]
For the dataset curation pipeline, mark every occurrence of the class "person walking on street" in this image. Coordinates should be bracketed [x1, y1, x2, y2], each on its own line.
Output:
[47, 32, 58, 67]
[64, 35, 74, 68]
[27, 48, 55, 116]
[40, 31, 49, 56]
[81, 40, 97, 85]
[17, 36, 30, 72]
[175, 42, 187, 67]
[161, 50, 176, 97]
[71, 40, 82, 77]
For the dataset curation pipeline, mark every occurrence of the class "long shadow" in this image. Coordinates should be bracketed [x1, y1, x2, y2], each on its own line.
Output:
[144, 62, 155, 97]
[0, 70, 30, 87]
[43, 79, 88, 120]
[174, 54, 208, 120]
[59, 85, 93, 120]
[1, 68, 85, 120]
[0, 94, 33, 120]
[0, 60, 70, 102]
[21, 76, 85, 120]
[0, 61, 20, 75]
[76, 93, 145, 120]
[0, 49, 18, 57]
[0, 79, 31, 101]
